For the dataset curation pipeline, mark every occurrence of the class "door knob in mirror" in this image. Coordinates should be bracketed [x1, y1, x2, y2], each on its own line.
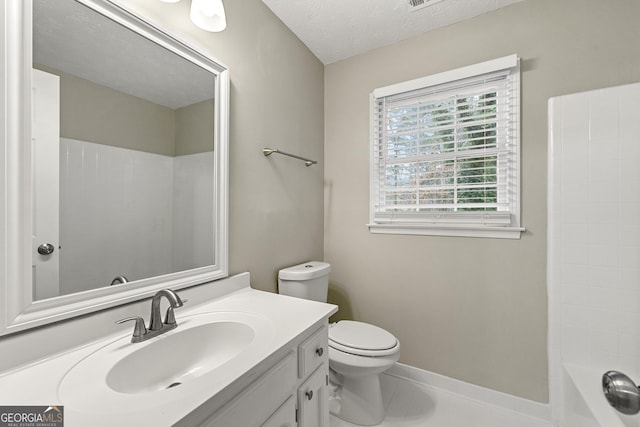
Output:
[37, 243, 55, 255]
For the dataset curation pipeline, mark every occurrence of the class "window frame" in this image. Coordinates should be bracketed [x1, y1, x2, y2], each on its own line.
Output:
[368, 55, 524, 239]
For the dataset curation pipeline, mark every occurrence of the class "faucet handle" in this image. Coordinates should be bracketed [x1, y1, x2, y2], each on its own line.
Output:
[164, 307, 177, 326]
[164, 299, 186, 326]
[116, 316, 148, 340]
[174, 294, 185, 308]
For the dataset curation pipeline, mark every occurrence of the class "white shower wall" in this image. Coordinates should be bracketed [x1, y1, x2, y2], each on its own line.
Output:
[173, 151, 214, 273]
[548, 83, 640, 424]
[59, 138, 212, 295]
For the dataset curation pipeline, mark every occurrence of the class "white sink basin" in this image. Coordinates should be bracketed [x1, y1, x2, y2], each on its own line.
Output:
[107, 321, 254, 394]
[58, 311, 274, 412]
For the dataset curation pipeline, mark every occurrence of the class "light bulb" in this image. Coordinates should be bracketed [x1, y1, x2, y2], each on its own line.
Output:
[200, 1, 222, 17]
[190, 0, 226, 32]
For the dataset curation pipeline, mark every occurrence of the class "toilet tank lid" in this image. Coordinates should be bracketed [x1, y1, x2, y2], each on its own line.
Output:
[278, 261, 331, 281]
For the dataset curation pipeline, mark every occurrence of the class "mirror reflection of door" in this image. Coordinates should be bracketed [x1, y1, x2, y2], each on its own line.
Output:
[32, 69, 60, 300]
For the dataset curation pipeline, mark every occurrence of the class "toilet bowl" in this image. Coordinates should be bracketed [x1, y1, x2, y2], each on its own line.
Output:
[327, 320, 400, 425]
[278, 262, 400, 426]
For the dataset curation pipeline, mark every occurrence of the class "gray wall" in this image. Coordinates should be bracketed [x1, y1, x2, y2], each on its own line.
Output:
[39, 65, 176, 155]
[324, 0, 640, 403]
[36, 65, 215, 156]
[175, 99, 214, 155]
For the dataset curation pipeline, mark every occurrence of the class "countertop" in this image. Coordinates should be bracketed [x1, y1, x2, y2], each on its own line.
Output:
[0, 273, 337, 426]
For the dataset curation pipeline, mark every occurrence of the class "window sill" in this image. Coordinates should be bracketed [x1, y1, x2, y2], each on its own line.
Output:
[367, 223, 525, 239]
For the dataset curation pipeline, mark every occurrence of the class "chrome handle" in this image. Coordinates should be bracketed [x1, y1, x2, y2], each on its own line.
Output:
[164, 299, 187, 325]
[37, 243, 55, 255]
[164, 307, 177, 325]
[315, 347, 324, 357]
[603, 371, 640, 414]
[305, 390, 313, 400]
[116, 316, 147, 339]
[110, 275, 129, 286]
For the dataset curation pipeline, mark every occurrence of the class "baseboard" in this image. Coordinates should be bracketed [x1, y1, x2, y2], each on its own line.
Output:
[385, 362, 552, 422]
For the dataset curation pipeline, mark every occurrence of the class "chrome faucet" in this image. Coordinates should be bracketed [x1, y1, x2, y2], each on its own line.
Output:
[149, 289, 184, 331]
[110, 275, 129, 286]
[116, 289, 185, 343]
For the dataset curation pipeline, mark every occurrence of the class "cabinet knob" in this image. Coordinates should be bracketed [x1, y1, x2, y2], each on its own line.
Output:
[305, 390, 314, 400]
[315, 347, 324, 357]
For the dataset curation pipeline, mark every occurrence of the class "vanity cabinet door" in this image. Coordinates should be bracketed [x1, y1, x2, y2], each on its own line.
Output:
[202, 352, 296, 427]
[297, 364, 328, 427]
[298, 326, 328, 379]
[261, 396, 296, 427]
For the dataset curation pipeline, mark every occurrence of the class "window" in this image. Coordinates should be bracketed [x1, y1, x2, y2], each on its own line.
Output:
[369, 55, 523, 239]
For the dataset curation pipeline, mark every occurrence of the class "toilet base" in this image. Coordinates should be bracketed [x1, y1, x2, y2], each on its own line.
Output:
[330, 372, 386, 426]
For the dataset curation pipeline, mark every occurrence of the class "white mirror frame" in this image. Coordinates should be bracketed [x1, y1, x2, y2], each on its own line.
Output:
[0, 0, 229, 336]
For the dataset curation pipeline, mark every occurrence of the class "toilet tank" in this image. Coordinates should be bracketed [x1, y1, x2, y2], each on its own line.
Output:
[278, 261, 331, 302]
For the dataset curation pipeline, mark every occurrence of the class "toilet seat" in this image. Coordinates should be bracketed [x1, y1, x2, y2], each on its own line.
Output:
[329, 321, 399, 357]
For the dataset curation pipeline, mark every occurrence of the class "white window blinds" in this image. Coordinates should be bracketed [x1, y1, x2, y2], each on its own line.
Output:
[369, 55, 522, 238]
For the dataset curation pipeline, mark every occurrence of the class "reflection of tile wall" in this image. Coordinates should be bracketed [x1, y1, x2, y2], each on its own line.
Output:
[548, 83, 640, 424]
[59, 138, 175, 295]
[173, 152, 214, 272]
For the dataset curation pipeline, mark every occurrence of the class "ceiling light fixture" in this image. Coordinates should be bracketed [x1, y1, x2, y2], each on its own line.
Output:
[158, 0, 227, 32]
[190, 0, 227, 32]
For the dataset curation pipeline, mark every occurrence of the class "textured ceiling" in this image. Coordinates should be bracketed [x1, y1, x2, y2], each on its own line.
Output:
[33, 0, 215, 109]
[262, 0, 524, 64]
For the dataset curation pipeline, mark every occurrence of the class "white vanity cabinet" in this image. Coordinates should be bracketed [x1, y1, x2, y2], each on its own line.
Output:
[296, 365, 329, 426]
[296, 326, 329, 427]
[197, 324, 330, 427]
[261, 396, 296, 427]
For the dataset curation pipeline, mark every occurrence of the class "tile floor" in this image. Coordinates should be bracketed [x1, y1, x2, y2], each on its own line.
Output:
[329, 373, 553, 427]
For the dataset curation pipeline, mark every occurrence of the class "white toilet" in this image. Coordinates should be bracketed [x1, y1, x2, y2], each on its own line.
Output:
[278, 261, 400, 426]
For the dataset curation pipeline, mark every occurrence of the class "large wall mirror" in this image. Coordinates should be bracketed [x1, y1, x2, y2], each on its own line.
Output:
[0, 0, 229, 336]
